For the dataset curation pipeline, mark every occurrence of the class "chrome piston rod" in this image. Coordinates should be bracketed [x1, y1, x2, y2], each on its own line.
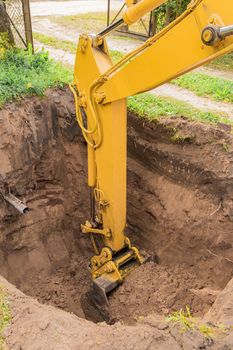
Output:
[219, 24, 233, 39]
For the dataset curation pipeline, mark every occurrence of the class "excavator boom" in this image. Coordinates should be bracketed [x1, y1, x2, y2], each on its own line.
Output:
[70, 0, 233, 322]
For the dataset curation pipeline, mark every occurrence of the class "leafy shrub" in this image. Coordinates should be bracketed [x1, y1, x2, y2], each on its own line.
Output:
[0, 32, 12, 59]
[0, 47, 72, 107]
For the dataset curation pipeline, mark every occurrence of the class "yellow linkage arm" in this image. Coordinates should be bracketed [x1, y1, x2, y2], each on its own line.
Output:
[95, 0, 233, 104]
[123, 0, 167, 25]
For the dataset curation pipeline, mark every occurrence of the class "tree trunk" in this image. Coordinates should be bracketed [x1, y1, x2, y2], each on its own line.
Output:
[150, 11, 158, 36]
[0, 1, 14, 44]
[165, 5, 172, 26]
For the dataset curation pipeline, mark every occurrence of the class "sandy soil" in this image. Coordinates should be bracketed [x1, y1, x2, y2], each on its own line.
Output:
[197, 66, 233, 82]
[30, 0, 122, 17]
[32, 17, 142, 52]
[2, 274, 233, 350]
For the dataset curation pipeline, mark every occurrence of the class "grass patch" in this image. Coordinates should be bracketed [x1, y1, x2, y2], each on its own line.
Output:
[0, 286, 11, 350]
[109, 50, 124, 63]
[34, 32, 77, 53]
[166, 306, 194, 333]
[172, 73, 233, 103]
[52, 12, 149, 37]
[128, 93, 232, 126]
[0, 47, 72, 108]
[53, 12, 109, 33]
[166, 306, 228, 338]
[207, 53, 233, 72]
[33, 32, 124, 63]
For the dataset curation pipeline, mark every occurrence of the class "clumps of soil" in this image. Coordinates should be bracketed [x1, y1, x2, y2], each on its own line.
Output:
[22, 258, 91, 318]
[1, 88, 233, 328]
[4, 273, 233, 350]
[109, 262, 212, 323]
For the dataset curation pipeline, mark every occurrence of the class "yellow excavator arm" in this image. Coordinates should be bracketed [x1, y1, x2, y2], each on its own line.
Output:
[70, 0, 233, 322]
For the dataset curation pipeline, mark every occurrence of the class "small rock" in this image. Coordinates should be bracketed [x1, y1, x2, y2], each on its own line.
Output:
[39, 321, 50, 331]
[158, 322, 169, 330]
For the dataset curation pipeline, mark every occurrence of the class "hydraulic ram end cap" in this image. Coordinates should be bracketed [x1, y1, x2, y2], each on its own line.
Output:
[202, 24, 233, 46]
[123, 0, 166, 26]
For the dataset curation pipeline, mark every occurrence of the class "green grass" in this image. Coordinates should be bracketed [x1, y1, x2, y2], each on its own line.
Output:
[34, 32, 77, 53]
[0, 286, 11, 350]
[51, 12, 149, 37]
[167, 306, 228, 338]
[207, 53, 233, 72]
[33, 32, 124, 63]
[166, 306, 194, 333]
[109, 50, 124, 63]
[53, 12, 109, 33]
[172, 72, 233, 103]
[0, 47, 72, 108]
[128, 93, 232, 125]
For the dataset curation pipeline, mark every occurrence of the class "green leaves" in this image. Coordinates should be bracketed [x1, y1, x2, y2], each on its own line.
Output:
[173, 73, 233, 103]
[153, 0, 190, 31]
[0, 48, 72, 108]
[127, 93, 232, 125]
[0, 286, 11, 349]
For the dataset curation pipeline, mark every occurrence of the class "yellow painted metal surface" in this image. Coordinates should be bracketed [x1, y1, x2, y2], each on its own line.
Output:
[73, 37, 127, 253]
[125, 0, 138, 7]
[97, 0, 233, 103]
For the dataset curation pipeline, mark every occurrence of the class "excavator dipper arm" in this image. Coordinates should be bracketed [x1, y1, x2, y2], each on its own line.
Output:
[70, 0, 233, 322]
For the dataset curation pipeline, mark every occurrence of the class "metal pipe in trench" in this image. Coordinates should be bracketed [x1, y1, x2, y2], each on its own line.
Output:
[3, 193, 29, 214]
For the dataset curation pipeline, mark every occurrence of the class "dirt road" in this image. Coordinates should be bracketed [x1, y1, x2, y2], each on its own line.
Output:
[30, 0, 122, 17]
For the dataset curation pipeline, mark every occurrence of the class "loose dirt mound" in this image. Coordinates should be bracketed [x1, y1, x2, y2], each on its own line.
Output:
[1, 88, 233, 346]
[2, 274, 233, 350]
[109, 261, 212, 323]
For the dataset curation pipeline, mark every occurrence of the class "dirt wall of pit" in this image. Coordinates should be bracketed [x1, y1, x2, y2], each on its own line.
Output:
[0, 89, 92, 317]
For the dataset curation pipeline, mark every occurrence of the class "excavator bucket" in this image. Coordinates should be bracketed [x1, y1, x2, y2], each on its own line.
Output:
[81, 276, 117, 324]
[81, 246, 147, 323]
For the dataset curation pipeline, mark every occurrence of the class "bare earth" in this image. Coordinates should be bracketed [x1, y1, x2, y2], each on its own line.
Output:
[3, 274, 233, 350]
[30, 0, 122, 17]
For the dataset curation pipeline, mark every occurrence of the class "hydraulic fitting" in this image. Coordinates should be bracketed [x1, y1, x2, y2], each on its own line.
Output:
[202, 24, 233, 46]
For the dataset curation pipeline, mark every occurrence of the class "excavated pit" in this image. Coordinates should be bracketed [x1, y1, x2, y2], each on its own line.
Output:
[0, 88, 233, 325]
